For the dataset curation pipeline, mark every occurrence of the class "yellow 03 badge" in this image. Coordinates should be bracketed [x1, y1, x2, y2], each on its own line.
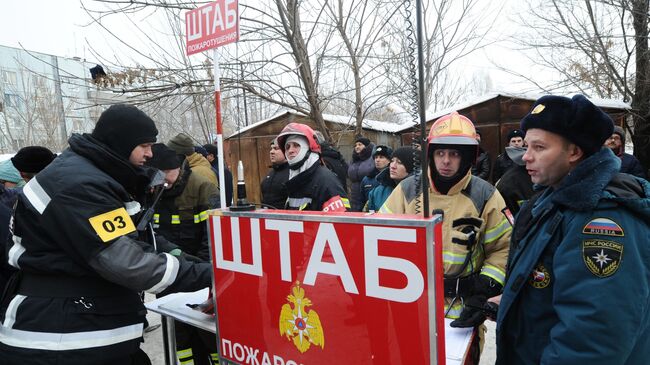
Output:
[88, 207, 136, 243]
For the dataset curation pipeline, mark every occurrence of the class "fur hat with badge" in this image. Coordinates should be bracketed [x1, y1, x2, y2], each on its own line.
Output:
[507, 129, 524, 141]
[372, 145, 393, 159]
[167, 133, 195, 156]
[11, 146, 56, 173]
[91, 104, 158, 160]
[521, 94, 614, 156]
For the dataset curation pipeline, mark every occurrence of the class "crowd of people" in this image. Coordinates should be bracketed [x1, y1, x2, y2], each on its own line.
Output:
[0, 94, 649, 365]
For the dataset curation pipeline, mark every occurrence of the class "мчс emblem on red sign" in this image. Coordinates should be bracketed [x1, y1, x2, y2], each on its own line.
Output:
[185, 0, 239, 55]
[279, 282, 325, 354]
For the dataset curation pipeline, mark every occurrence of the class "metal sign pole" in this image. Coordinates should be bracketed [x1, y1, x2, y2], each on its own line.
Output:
[213, 48, 227, 210]
[415, 0, 430, 218]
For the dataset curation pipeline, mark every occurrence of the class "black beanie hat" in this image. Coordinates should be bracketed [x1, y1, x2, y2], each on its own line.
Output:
[203, 144, 218, 156]
[167, 133, 195, 156]
[521, 94, 614, 156]
[392, 146, 416, 174]
[92, 104, 158, 160]
[146, 143, 182, 170]
[11, 146, 56, 173]
[194, 145, 208, 157]
[506, 129, 524, 141]
[373, 145, 393, 159]
[355, 136, 371, 147]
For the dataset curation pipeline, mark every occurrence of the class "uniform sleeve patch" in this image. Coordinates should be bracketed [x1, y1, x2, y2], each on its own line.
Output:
[582, 218, 624, 237]
[88, 207, 136, 243]
[322, 195, 348, 212]
[582, 239, 623, 278]
[502, 207, 515, 226]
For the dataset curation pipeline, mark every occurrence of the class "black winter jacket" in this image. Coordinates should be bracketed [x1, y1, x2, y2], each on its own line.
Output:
[495, 164, 534, 216]
[210, 161, 234, 207]
[472, 148, 491, 181]
[493, 152, 514, 183]
[261, 162, 289, 209]
[0, 134, 211, 365]
[320, 144, 349, 193]
[152, 162, 218, 261]
[284, 162, 349, 211]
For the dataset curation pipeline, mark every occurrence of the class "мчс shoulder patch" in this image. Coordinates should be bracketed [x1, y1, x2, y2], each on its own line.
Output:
[582, 218, 624, 237]
[582, 239, 623, 278]
[88, 207, 136, 242]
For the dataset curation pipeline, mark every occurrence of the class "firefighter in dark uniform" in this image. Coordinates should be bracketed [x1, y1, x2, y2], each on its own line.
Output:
[0, 104, 213, 365]
[275, 123, 350, 212]
[146, 143, 219, 365]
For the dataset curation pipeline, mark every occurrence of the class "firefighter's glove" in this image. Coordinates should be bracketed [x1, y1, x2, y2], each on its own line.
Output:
[180, 252, 204, 263]
[450, 217, 484, 247]
[449, 295, 487, 328]
[473, 274, 503, 298]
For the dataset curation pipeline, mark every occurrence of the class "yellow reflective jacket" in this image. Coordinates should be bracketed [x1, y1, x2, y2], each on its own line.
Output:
[380, 171, 511, 318]
[186, 152, 219, 187]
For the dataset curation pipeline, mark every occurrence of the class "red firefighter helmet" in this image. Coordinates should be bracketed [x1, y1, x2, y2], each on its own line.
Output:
[427, 112, 478, 146]
[276, 123, 322, 154]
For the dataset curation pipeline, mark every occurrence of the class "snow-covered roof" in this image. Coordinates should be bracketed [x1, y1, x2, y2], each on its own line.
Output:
[425, 91, 630, 122]
[227, 92, 630, 138]
[227, 110, 415, 138]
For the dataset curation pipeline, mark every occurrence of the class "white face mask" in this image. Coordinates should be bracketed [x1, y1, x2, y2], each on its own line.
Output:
[285, 135, 309, 165]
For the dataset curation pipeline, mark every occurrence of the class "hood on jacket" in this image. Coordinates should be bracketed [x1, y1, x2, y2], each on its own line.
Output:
[69, 133, 152, 197]
[505, 146, 527, 166]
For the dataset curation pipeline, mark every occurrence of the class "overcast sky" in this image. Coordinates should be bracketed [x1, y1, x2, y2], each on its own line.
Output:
[0, 0, 544, 96]
[0, 1, 91, 58]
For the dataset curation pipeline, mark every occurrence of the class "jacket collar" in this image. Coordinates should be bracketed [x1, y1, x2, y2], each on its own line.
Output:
[272, 161, 289, 171]
[549, 148, 621, 211]
[68, 133, 152, 197]
[429, 169, 472, 196]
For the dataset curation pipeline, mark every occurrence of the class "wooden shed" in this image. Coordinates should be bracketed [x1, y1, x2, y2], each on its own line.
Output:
[225, 111, 410, 204]
[398, 93, 630, 181]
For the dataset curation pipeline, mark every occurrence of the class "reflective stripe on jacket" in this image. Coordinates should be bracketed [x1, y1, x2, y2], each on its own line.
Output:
[380, 171, 511, 317]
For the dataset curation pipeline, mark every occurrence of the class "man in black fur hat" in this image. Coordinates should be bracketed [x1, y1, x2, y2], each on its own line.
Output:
[496, 95, 650, 364]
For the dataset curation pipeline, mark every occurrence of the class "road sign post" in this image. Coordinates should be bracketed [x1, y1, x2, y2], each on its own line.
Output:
[185, 0, 239, 209]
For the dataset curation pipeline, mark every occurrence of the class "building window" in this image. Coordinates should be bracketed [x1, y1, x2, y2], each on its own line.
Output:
[4, 93, 20, 109]
[2, 70, 17, 86]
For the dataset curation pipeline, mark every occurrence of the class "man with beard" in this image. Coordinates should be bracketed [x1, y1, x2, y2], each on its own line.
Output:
[604, 126, 646, 178]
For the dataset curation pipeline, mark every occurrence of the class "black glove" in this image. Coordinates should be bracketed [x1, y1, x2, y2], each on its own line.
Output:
[450, 217, 484, 247]
[473, 274, 503, 298]
[450, 275, 503, 328]
[180, 252, 205, 263]
[450, 295, 487, 328]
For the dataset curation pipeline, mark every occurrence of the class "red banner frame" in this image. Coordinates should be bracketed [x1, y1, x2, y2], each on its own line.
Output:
[209, 210, 445, 365]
